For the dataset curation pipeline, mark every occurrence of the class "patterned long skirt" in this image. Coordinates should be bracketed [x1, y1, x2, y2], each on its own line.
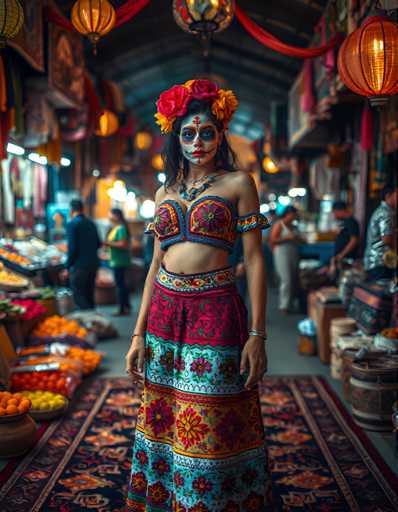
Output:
[126, 266, 271, 512]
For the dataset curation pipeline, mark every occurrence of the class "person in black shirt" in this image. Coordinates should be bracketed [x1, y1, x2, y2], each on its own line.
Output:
[331, 201, 360, 264]
[64, 199, 101, 310]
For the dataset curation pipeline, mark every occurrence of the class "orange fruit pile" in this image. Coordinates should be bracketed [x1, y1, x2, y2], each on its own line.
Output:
[0, 248, 31, 266]
[32, 315, 88, 339]
[0, 391, 31, 416]
[11, 370, 76, 397]
[67, 347, 102, 375]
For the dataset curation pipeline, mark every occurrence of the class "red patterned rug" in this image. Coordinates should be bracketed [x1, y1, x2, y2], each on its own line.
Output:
[0, 376, 397, 511]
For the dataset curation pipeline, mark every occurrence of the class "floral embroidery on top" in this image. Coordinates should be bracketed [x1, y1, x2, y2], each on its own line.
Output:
[145, 195, 270, 253]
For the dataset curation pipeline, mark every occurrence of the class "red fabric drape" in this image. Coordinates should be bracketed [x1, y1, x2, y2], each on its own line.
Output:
[235, 5, 341, 58]
[45, 0, 150, 33]
[85, 73, 102, 135]
[301, 60, 315, 113]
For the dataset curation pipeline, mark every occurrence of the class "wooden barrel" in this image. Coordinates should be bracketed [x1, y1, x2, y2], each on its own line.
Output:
[341, 349, 385, 403]
[350, 357, 398, 431]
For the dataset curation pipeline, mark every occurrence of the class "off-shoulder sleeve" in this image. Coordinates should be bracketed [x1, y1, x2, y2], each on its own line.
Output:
[236, 212, 271, 233]
[144, 221, 156, 235]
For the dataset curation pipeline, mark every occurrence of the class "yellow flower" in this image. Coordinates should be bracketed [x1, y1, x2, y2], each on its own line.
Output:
[211, 89, 239, 127]
[154, 112, 175, 134]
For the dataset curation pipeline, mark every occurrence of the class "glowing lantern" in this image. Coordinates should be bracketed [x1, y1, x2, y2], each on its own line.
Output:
[263, 156, 279, 174]
[173, 0, 235, 35]
[0, 0, 24, 47]
[338, 16, 398, 107]
[71, 0, 115, 51]
[151, 154, 164, 171]
[135, 131, 153, 151]
[96, 110, 119, 137]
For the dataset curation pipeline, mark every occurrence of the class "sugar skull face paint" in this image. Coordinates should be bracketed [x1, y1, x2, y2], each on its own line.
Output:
[179, 113, 221, 166]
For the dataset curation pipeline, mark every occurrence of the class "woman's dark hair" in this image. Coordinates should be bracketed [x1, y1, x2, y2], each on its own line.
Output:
[162, 99, 237, 189]
[111, 208, 130, 239]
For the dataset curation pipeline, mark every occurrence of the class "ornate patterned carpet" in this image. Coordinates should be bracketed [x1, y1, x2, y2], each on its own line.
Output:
[0, 376, 397, 512]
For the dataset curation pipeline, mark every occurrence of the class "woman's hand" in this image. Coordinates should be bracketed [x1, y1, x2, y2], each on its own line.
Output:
[125, 335, 145, 384]
[240, 336, 267, 390]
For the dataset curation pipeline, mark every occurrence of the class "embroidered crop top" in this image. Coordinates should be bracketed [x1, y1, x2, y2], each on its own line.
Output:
[145, 195, 270, 253]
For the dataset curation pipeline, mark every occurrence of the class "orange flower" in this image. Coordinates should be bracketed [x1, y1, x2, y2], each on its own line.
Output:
[211, 89, 238, 127]
[154, 112, 175, 134]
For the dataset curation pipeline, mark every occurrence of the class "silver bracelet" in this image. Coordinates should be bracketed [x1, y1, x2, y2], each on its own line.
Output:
[249, 329, 267, 340]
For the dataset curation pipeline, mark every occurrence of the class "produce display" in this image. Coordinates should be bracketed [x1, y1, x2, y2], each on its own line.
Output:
[11, 366, 81, 398]
[32, 315, 88, 339]
[14, 355, 83, 374]
[9, 287, 55, 301]
[11, 299, 47, 321]
[0, 247, 32, 266]
[380, 327, 398, 339]
[0, 263, 29, 290]
[0, 390, 31, 417]
[0, 298, 25, 317]
[20, 390, 67, 412]
[18, 345, 102, 376]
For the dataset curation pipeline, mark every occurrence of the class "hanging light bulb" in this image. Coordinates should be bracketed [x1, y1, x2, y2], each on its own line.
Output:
[263, 156, 279, 174]
[71, 0, 116, 53]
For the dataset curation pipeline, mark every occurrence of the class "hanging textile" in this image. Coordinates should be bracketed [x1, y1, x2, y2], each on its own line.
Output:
[360, 104, 374, 152]
[33, 164, 48, 217]
[85, 73, 101, 135]
[235, 6, 341, 58]
[301, 60, 315, 113]
[19, 159, 34, 209]
[1, 157, 15, 223]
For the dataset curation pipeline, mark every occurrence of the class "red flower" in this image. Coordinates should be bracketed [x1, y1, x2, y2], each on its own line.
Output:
[156, 85, 191, 119]
[146, 398, 174, 436]
[130, 471, 147, 494]
[135, 450, 148, 466]
[192, 476, 212, 495]
[174, 471, 185, 488]
[214, 409, 244, 449]
[148, 481, 170, 504]
[187, 79, 219, 100]
[152, 457, 171, 475]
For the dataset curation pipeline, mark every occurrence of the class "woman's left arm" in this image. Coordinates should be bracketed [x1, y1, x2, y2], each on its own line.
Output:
[235, 173, 268, 390]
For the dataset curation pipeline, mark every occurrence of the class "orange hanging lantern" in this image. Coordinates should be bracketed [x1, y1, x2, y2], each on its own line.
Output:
[96, 110, 119, 137]
[0, 0, 24, 47]
[71, 0, 115, 52]
[338, 15, 398, 107]
[263, 156, 279, 174]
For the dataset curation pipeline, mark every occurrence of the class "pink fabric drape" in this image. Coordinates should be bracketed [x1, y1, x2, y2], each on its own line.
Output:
[301, 59, 315, 113]
[235, 5, 341, 59]
[361, 104, 374, 151]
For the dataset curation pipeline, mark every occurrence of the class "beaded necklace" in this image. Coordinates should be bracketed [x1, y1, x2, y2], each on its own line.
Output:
[178, 173, 220, 202]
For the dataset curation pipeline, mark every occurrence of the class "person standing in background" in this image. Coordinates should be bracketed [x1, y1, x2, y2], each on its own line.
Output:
[65, 199, 101, 310]
[270, 206, 301, 314]
[364, 185, 397, 280]
[105, 208, 132, 316]
[331, 201, 360, 266]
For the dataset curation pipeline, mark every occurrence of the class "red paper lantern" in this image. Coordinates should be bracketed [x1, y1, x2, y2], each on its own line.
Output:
[338, 16, 398, 107]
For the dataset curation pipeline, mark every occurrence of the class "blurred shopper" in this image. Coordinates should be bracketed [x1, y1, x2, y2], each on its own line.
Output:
[270, 206, 301, 314]
[105, 208, 132, 316]
[364, 185, 397, 280]
[331, 201, 360, 265]
[65, 199, 101, 310]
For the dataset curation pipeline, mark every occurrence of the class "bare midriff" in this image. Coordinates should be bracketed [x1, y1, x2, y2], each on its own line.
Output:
[162, 242, 229, 275]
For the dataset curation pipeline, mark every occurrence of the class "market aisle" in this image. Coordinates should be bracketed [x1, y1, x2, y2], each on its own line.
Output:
[98, 287, 397, 477]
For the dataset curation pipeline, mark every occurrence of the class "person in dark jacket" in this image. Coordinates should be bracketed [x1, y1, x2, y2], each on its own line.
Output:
[64, 199, 101, 310]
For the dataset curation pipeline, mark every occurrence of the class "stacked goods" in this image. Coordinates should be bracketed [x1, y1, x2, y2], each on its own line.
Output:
[0, 264, 29, 290]
[0, 247, 31, 266]
[11, 363, 82, 398]
[0, 299, 25, 318]
[32, 315, 88, 339]
[20, 390, 67, 412]
[13, 355, 83, 375]
[11, 299, 47, 321]
[330, 318, 357, 379]
[0, 390, 31, 417]
[348, 282, 392, 335]
[18, 345, 102, 376]
[374, 327, 398, 351]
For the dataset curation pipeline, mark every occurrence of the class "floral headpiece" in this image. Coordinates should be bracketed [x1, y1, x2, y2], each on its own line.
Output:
[154, 79, 238, 134]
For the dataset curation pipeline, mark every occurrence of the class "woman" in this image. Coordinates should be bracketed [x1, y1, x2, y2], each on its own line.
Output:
[125, 79, 271, 511]
[105, 208, 131, 316]
[269, 206, 300, 314]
